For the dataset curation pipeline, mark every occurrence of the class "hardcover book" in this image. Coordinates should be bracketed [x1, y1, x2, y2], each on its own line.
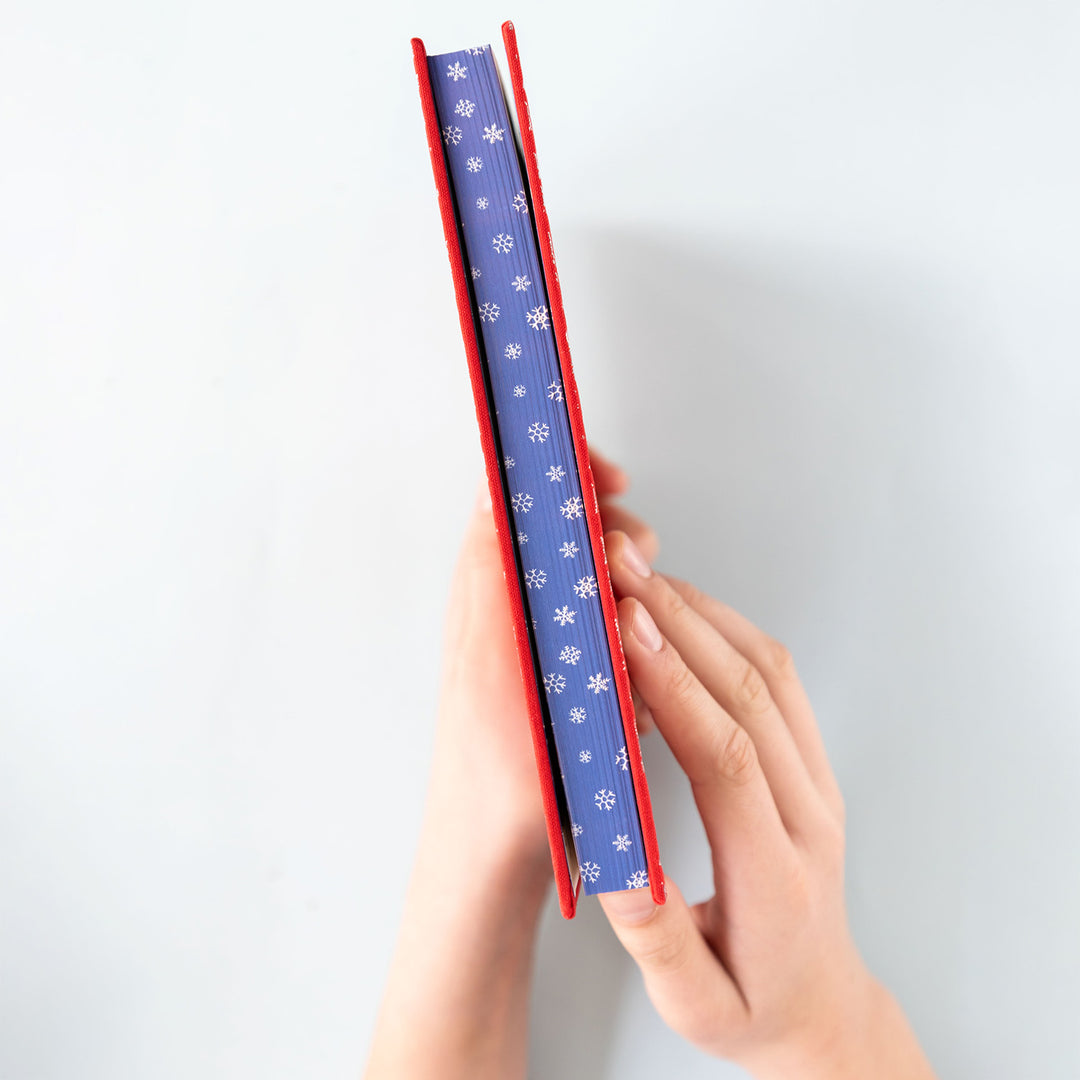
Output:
[411, 21, 664, 918]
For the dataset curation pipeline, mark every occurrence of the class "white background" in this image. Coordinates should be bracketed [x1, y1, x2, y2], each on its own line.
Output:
[2, 1, 1079, 1077]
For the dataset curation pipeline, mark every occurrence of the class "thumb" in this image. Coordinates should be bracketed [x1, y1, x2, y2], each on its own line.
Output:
[597, 877, 742, 1038]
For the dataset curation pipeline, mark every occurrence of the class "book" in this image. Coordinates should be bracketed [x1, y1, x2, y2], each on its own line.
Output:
[410, 22, 664, 918]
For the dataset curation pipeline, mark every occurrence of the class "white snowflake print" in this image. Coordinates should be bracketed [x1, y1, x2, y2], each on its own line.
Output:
[546, 464, 566, 482]
[525, 305, 550, 331]
[547, 381, 564, 402]
[511, 274, 531, 292]
[504, 456, 514, 469]
[475, 196, 489, 210]
[594, 788, 616, 811]
[504, 342, 522, 360]
[579, 749, 592, 763]
[446, 61, 468, 81]
[465, 156, 483, 173]
[513, 385, 526, 398]
[465, 45, 487, 56]
[527, 421, 550, 444]
[491, 233, 514, 254]
[568, 706, 587, 724]
[478, 301, 500, 323]
[543, 672, 566, 695]
[626, 869, 649, 890]
[571, 822, 583, 837]
[482, 122, 506, 144]
[512, 189, 529, 214]
[560, 644, 582, 666]
[560, 496, 584, 520]
[525, 567, 547, 590]
[613, 834, 632, 852]
[574, 575, 598, 598]
[580, 860, 601, 884]
[552, 605, 577, 626]
[517, 532, 528, 543]
[454, 98, 476, 118]
[470, 266, 481, 279]
[559, 541, 580, 559]
[588, 672, 611, 694]
[443, 125, 463, 146]
[615, 745, 629, 772]
[510, 491, 533, 513]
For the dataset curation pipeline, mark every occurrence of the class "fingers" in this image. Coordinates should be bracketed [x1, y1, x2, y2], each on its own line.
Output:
[662, 573, 845, 824]
[617, 594, 795, 893]
[598, 500, 660, 563]
[588, 446, 630, 497]
[597, 877, 745, 1041]
[608, 532, 831, 840]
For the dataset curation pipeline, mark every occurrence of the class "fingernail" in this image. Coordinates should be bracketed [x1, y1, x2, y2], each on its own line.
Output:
[600, 885, 657, 924]
[632, 601, 663, 652]
[621, 535, 652, 578]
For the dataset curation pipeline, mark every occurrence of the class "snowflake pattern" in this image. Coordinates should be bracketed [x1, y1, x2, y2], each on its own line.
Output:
[594, 789, 616, 811]
[560, 496, 584, 520]
[553, 605, 577, 626]
[574, 576, 598, 598]
[543, 672, 567, 695]
[525, 305, 550, 331]
[429, 46, 648, 896]
[588, 673, 611, 694]
[626, 869, 649, 889]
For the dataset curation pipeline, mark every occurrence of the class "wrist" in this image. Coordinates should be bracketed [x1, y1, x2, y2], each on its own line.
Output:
[746, 970, 934, 1080]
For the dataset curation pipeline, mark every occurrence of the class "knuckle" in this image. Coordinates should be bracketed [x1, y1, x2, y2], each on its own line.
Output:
[715, 723, 759, 787]
[633, 918, 691, 975]
[732, 661, 772, 716]
[665, 657, 699, 708]
[764, 636, 797, 680]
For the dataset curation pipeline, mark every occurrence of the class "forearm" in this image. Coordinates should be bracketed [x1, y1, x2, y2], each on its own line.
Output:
[364, 780, 552, 1080]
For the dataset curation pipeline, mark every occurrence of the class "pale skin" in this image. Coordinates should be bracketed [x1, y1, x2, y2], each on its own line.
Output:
[365, 450, 937, 1080]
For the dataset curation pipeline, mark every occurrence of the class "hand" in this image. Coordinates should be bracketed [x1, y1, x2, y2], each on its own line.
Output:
[432, 448, 660, 874]
[596, 532, 936, 1080]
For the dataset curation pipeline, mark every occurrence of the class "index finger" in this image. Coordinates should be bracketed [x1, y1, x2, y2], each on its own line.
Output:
[617, 596, 796, 896]
[587, 446, 630, 497]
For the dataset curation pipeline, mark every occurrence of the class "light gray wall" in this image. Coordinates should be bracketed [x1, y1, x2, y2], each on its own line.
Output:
[2, 1, 1078, 1077]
